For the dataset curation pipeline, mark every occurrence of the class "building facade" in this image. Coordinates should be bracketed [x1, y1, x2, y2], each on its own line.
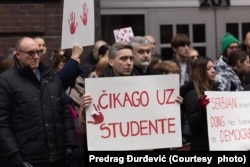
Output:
[101, 0, 250, 60]
[1, 0, 250, 61]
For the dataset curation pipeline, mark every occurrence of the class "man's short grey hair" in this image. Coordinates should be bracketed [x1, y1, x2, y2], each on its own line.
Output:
[129, 36, 150, 49]
[109, 42, 133, 59]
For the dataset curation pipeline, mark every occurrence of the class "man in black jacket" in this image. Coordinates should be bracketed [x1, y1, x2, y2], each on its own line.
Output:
[0, 37, 77, 167]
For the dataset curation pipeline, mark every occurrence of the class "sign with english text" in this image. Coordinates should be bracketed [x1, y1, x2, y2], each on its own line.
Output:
[85, 75, 182, 150]
[61, 0, 94, 49]
[205, 91, 250, 150]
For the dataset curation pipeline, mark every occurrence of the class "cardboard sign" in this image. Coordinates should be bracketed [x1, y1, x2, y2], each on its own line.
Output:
[85, 75, 182, 150]
[205, 91, 250, 150]
[113, 27, 134, 43]
[61, 0, 94, 49]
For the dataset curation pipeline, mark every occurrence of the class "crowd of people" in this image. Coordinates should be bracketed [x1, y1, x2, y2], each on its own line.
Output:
[0, 31, 250, 166]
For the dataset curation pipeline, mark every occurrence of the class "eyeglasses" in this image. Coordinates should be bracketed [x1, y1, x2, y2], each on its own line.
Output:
[18, 49, 43, 57]
[137, 49, 151, 54]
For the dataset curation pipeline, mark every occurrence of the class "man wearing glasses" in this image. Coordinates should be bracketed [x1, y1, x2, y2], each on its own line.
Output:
[214, 33, 240, 74]
[0, 37, 77, 167]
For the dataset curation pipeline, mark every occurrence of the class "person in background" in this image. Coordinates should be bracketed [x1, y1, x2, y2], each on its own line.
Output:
[80, 40, 107, 78]
[240, 30, 250, 89]
[130, 36, 161, 75]
[48, 52, 68, 72]
[180, 56, 216, 151]
[214, 33, 242, 91]
[144, 34, 162, 68]
[34, 36, 47, 54]
[0, 52, 10, 167]
[0, 37, 77, 167]
[240, 30, 250, 54]
[0, 54, 13, 73]
[215, 33, 240, 73]
[89, 44, 110, 78]
[189, 48, 199, 62]
[153, 60, 180, 74]
[216, 50, 250, 91]
[171, 33, 192, 86]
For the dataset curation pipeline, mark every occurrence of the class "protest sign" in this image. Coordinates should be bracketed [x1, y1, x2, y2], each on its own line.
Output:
[85, 75, 182, 150]
[205, 91, 250, 150]
[61, 0, 94, 49]
[113, 27, 134, 43]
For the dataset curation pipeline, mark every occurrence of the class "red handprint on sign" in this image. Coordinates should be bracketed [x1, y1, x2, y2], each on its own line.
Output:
[80, 2, 88, 26]
[88, 104, 104, 125]
[68, 12, 78, 34]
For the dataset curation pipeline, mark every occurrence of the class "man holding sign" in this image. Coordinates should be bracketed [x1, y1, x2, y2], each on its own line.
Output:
[79, 42, 183, 151]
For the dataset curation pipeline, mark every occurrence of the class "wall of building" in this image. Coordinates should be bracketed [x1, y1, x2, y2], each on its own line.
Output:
[0, 0, 101, 58]
[100, 0, 250, 8]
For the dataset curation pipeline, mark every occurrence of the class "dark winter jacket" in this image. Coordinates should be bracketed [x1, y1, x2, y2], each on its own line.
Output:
[180, 82, 209, 150]
[133, 65, 161, 75]
[0, 57, 77, 164]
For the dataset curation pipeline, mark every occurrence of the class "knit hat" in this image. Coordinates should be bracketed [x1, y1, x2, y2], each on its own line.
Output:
[220, 33, 239, 53]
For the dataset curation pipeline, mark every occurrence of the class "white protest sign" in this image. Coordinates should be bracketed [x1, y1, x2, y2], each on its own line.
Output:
[113, 27, 134, 43]
[61, 0, 94, 49]
[205, 91, 250, 150]
[85, 75, 182, 150]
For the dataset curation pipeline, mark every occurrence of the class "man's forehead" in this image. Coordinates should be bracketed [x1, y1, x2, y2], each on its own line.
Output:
[135, 43, 150, 49]
[20, 39, 39, 49]
[116, 48, 133, 56]
[35, 38, 45, 43]
[146, 37, 155, 43]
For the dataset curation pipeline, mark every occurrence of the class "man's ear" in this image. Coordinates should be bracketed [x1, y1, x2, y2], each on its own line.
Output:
[109, 59, 113, 66]
[15, 52, 20, 58]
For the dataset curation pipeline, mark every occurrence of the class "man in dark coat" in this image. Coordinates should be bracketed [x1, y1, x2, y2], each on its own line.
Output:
[0, 37, 77, 167]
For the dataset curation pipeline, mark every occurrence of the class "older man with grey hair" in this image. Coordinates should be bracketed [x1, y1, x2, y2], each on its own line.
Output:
[130, 36, 161, 75]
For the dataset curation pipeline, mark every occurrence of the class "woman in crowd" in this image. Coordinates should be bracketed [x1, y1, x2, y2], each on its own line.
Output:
[180, 56, 216, 150]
